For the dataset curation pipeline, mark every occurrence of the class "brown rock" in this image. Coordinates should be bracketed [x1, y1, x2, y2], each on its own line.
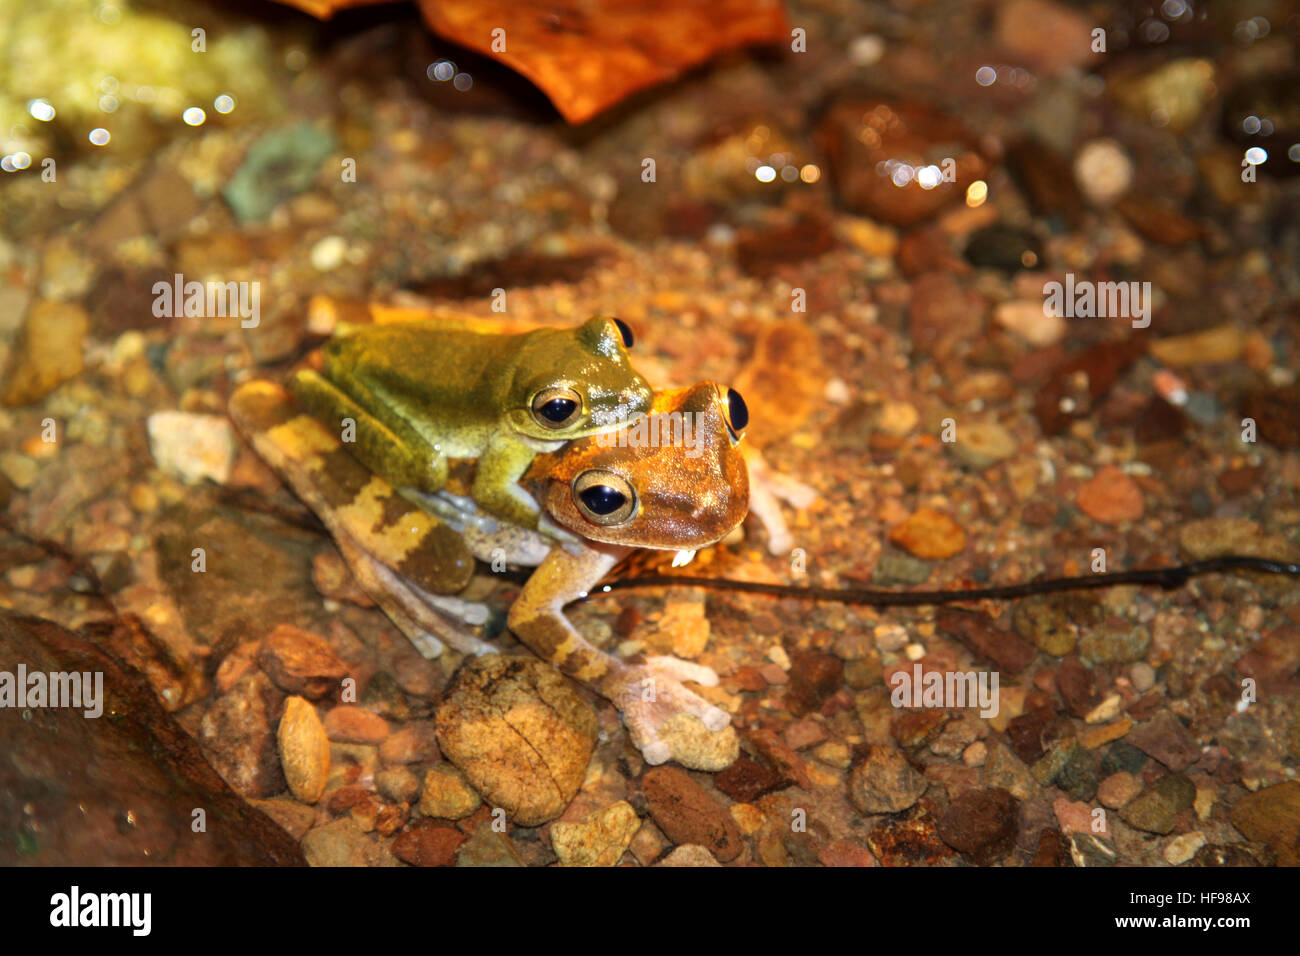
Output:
[1126, 710, 1198, 772]
[936, 608, 1036, 673]
[1056, 656, 1095, 718]
[1241, 385, 1300, 449]
[435, 656, 597, 826]
[380, 721, 441, 765]
[0, 611, 303, 865]
[908, 271, 986, 358]
[1228, 781, 1300, 866]
[937, 787, 1020, 864]
[849, 745, 928, 814]
[641, 766, 744, 862]
[786, 651, 843, 716]
[1076, 466, 1144, 525]
[715, 755, 790, 803]
[888, 507, 967, 560]
[258, 623, 349, 699]
[1, 301, 88, 406]
[392, 820, 466, 867]
[818, 99, 986, 227]
[198, 672, 287, 798]
[323, 705, 390, 744]
[419, 765, 482, 820]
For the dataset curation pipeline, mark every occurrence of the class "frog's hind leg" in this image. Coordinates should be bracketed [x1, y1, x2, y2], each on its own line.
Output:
[334, 535, 495, 659]
[508, 544, 738, 770]
[290, 368, 448, 495]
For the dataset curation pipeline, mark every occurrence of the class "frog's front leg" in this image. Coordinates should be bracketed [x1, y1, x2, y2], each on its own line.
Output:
[472, 434, 556, 531]
[507, 542, 737, 769]
[290, 368, 449, 495]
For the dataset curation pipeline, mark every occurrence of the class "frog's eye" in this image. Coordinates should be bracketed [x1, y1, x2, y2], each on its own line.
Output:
[722, 387, 749, 443]
[611, 318, 634, 348]
[572, 470, 638, 526]
[532, 386, 584, 429]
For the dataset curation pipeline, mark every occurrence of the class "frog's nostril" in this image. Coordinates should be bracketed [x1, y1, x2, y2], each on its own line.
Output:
[611, 317, 634, 348]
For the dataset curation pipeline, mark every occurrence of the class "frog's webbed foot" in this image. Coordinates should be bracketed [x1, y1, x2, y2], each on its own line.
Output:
[601, 657, 736, 769]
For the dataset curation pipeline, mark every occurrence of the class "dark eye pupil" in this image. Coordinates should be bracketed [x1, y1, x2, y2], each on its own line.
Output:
[580, 485, 626, 515]
[726, 388, 749, 431]
[540, 398, 578, 422]
[612, 318, 633, 348]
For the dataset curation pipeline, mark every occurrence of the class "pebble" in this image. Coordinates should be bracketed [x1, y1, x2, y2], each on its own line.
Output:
[1241, 385, 1300, 449]
[715, 755, 789, 803]
[873, 553, 932, 586]
[785, 651, 843, 716]
[1228, 780, 1300, 866]
[258, 623, 350, 699]
[816, 99, 984, 227]
[303, 818, 397, 867]
[456, 825, 525, 867]
[1100, 741, 1148, 777]
[887, 507, 967, 560]
[223, 123, 338, 223]
[0, 453, 38, 490]
[392, 821, 466, 867]
[1149, 324, 1245, 367]
[310, 236, 347, 271]
[1180, 517, 1298, 562]
[642, 766, 744, 862]
[875, 400, 919, 437]
[550, 800, 641, 867]
[419, 765, 482, 820]
[1073, 139, 1132, 206]
[1076, 466, 1144, 525]
[277, 695, 330, 804]
[1129, 662, 1156, 693]
[1097, 772, 1142, 810]
[1163, 831, 1206, 865]
[937, 788, 1020, 864]
[1078, 624, 1150, 666]
[1, 300, 88, 406]
[434, 655, 597, 826]
[323, 705, 390, 744]
[379, 721, 440, 765]
[936, 607, 1036, 673]
[1053, 796, 1098, 836]
[656, 844, 723, 867]
[848, 745, 928, 814]
[1083, 694, 1123, 725]
[783, 718, 828, 751]
[994, 0, 1097, 75]
[949, 420, 1018, 469]
[1118, 773, 1196, 835]
[146, 411, 238, 485]
[962, 742, 987, 767]
[964, 225, 1043, 273]
[994, 299, 1065, 346]
[980, 743, 1036, 800]
[1126, 710, 1198, 772]
[375, 766, 420, 804]
[198, 672, 286, 799]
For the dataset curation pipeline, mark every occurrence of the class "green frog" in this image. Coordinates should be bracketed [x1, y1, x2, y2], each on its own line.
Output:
[288, 315, 653, 531]
[229, 377, 751, 769]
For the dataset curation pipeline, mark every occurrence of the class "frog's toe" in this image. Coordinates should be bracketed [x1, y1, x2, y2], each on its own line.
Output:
[642, 739, 673, 766]
[644, 655, 719, 688]
[610, 663, 737, 769]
